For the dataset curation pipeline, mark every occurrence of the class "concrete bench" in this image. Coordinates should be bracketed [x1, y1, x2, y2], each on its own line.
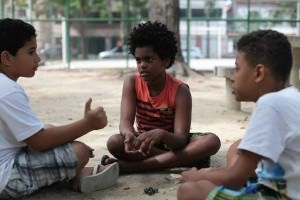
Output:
[215, 36, 300, 111]
[214, 65, 241, 111]
[288, 36, 300, 90]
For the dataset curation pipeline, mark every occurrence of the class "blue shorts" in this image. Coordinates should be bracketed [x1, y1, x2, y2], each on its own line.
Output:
[0, 143, 78, 199]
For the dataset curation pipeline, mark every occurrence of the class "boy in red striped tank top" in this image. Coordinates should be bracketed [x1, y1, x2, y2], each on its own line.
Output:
[103, 21, 221, 174]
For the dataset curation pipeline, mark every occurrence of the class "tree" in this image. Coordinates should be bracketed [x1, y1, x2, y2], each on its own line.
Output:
[53, 0, 148, 59]
[148, 0, 189, 77]
[31, 0, 120, 59]
[15, 0, 149, 60]
[55, 0, 110, 59]
[271, 1, 297, 27]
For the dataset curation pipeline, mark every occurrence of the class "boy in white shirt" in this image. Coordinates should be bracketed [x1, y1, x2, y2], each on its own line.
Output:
[177, 30, 299, 200]
[0, 18, 118, 199]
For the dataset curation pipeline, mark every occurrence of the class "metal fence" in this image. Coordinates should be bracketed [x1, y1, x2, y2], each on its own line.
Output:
[1, 0, 299, 68]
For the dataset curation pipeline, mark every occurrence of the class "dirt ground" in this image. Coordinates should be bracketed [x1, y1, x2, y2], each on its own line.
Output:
[21, 68, 254, 200]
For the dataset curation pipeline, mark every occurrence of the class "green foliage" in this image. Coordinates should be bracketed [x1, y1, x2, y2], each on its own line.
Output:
[15, 0, 27, 7]
[270, 1, 297, 26]
[9, 0, 149, 21]
[128, 0, 148, 18]
[204, 0, 216, 17]
[49, 0, 148, 19]
[272, 1, 296, 20]
[249, 11, 266, 31]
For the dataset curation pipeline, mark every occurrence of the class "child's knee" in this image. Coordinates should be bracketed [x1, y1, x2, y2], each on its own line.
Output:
[71, 141, 91, 165]
[106, 134, 124, 153]
[205, 133, 221, 154]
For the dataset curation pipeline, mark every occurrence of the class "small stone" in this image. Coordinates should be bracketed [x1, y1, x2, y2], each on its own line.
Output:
[144, 186, 159, 195]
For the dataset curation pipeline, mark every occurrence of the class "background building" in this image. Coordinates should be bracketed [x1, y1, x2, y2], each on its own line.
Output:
[0, 0, 299, 63]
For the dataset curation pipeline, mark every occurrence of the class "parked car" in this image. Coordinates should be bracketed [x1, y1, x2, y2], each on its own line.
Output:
[181, 47, 203, 59]
[39, 44, 62, 60]
[98, 46, 203, 59]
[98, 46, 131, 59]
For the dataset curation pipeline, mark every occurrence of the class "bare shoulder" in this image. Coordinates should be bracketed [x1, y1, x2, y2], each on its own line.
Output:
[122, 73, 136, 96]
[176, 83, 191, 98]
[175, 83, 192, 110]
[123, 73, 136, 86]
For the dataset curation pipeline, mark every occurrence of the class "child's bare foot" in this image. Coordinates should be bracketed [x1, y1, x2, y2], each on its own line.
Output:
[101, 154, 118, 165]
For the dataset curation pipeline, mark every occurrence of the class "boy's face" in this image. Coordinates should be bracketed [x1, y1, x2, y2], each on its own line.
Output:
[231, 52, 257, 102]
[5, 37, 40, 81]
[134, 46, 169, 82]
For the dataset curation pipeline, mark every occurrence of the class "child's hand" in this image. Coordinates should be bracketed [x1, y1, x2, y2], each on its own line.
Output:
[124, 133, 138, 153]
[180, 167, 199, 182]
[134, 129, 164, 155]
[84, 98, 107, 130]
[181, 167, 213, 182]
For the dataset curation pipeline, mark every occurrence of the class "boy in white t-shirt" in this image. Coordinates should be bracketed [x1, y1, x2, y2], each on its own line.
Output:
[177, 30, 299, 200]
[0, 18, 119, 199]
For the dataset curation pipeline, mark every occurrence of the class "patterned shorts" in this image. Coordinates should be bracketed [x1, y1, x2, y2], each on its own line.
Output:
[155, 132, 211, 168]
[156, 132, 210, 151]
[0, 143, 78, 199]
[206, 184, 290, 200]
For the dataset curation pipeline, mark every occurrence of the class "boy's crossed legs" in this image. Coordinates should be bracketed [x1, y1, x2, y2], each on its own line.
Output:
[103, 133, 220, 174]
[0, 141, 118, 199]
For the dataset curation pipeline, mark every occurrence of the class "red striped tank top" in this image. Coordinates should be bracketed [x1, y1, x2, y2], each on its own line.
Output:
[135, 73, 183, 133]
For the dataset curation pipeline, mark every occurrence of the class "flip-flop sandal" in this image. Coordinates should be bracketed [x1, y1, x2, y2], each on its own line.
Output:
[101, 154, 110, 165]
[80, 162, 119, 193]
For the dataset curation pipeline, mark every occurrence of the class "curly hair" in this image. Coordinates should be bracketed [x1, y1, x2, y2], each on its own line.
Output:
[0, 18, 36, 57]
[237, 30, 292, 82]
[128, 21, 178, 69]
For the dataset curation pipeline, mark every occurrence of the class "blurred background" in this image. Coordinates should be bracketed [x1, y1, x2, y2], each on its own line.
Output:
[2, 0, 300, 69]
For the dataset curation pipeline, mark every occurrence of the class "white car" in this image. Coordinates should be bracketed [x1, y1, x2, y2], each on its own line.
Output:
[98, 46, 130, 59]
[181, 47, 203, 59]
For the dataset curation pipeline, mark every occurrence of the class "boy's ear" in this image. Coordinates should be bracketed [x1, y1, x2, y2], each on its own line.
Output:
[254, 64, 268, 83]
[164, 58, 171, 68]
[0, 51, 13, 66]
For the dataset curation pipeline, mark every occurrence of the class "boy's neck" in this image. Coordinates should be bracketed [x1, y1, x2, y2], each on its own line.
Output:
[147, 72, 166, 97]
[256, 80, 287, 101]
[0, 69, 17, 81]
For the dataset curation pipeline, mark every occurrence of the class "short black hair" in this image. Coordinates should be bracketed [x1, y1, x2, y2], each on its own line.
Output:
[128, 21, 177, 68]
[237, 30, 292, 82]
[0, 18, 36, 56]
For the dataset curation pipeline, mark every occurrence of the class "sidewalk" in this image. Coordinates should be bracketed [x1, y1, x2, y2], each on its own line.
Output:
[41, 58, 235, 71]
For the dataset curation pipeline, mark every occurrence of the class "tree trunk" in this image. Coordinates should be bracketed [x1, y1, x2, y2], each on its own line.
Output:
[79, 0, 88, 59]
[149, 0, 189, 77]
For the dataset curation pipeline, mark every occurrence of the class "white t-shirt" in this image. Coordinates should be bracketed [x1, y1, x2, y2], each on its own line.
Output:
[0, 74, 43, 193]
[239, 86, 300, 199]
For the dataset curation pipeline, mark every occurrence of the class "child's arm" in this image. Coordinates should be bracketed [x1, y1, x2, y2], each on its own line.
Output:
[163, 84, 191, 148]
[24, 98, 107, 151]
[181, 150, 262, 189]
[135, 84, 191, 153]
[119, 74, 137, 152]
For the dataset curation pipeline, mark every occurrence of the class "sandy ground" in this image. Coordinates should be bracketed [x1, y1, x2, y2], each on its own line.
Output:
[20, 68, 254, 200]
